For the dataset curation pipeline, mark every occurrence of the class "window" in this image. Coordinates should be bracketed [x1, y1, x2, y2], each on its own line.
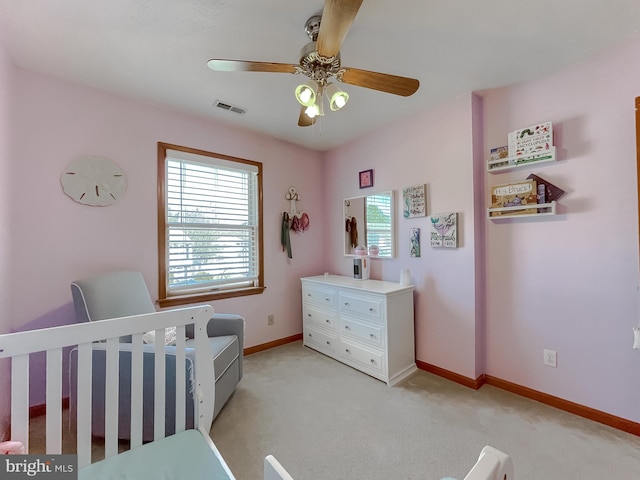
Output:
[365, 194, 393, 257]
[157, 143, 264, 307]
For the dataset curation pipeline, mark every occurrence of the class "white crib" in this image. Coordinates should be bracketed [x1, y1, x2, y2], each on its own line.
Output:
[0, 305, 244, 479]
[0, 304, 512, 480]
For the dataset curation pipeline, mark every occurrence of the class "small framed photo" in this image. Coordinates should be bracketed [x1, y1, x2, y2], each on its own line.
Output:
[359, 169, 374, 189]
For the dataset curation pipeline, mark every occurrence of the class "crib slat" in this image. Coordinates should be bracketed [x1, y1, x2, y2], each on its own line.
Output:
[153, 330, 166, 441]
[104, 338, 120, 458]
[10, 353, 30, 453]
[175, 326, 186, 433]
[76, 342, 93, 468]
[130, 333, 144, 449]
[45, 348, 63, 454]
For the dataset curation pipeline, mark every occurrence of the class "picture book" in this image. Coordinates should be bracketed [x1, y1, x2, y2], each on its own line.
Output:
[508, 122, 553, 157]
[490, 180, 538, 217]
[526, 174, 565, 213]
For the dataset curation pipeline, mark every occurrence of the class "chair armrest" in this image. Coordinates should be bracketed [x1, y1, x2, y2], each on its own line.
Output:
[206, 314, 244, 381]
[185, 314, 244, 345]
[206, 314, 244, 341]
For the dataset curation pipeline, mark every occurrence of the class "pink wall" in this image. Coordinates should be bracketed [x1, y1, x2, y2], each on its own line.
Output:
[323, 93, 483, 381]
[482, 38, 640, 422]
[2, 32, 640, 427]
[324, 37, 640, 423]
[4, 66, 325, 353]
[0, 40, 15, 440]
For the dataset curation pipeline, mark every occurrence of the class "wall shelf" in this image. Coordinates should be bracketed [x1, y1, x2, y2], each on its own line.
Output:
[487, 147, 556, 173]
[488, 201, 556, 219]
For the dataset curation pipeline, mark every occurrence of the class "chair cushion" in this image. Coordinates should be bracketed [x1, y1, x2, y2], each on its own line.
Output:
[186, 335, 238, 382]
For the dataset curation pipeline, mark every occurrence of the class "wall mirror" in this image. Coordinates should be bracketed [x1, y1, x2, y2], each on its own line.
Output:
[344, 191, 395, 258]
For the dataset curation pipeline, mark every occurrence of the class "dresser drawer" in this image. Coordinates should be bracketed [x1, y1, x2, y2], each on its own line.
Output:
[303, 305, 338, 330]
[340, 317, 383, 347]
[338, 293, 383, 320]
[339, 339, 385, 374]
[304, 325, 338, 355]
[303, 285, 337, 309]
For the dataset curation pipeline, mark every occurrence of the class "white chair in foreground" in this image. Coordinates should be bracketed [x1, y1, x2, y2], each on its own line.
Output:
[264, 455, 295, 480]
[461, 446, 514, 480]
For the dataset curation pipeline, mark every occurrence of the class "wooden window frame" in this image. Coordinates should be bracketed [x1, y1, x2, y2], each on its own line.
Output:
[157, 142, 264, 308]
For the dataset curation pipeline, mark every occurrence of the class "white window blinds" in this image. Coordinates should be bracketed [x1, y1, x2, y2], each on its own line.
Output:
[165, 149, 259, 295]
[365, 194, 393, 257]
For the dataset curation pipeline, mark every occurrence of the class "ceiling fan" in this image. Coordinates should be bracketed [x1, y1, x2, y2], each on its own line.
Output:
[207, 0, 420, 127]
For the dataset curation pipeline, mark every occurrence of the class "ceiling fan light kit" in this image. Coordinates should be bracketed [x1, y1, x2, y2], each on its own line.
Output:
[294, 79, 319, 107]
[207, 0, 419, 127]
[325, 82, 349, 111]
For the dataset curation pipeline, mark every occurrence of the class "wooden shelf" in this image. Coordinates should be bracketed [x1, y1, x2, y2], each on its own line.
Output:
[487, 147, 556, 173]
[488, 201, 556, 219]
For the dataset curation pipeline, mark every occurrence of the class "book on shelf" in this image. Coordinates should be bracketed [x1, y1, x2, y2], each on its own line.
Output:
[508, 122, 553, 157]
[490, 179, 538, 217]
[526, 173, 565, 213]
[488, 146, 509, 169]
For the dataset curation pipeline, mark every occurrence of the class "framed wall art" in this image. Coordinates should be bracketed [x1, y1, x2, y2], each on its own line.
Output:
[359, 169, 374, 189]
[403, 184, 427, 218]
[410, 227, 421, 257]
[430, 212, 458, 248]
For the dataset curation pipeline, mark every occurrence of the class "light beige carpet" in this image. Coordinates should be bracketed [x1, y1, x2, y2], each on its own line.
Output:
[29, 341, 640, 479]
[210, 342, 640, 480]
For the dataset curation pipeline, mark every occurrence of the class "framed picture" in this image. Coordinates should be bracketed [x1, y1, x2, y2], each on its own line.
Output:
[403, 184, 427, 218]
[410, 227, 421, 257]
[430, 212, 458, 248]
[359, 169, 374, 189]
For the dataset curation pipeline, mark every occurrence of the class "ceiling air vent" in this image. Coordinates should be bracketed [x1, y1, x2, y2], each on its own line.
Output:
[213, 100, 246, 115]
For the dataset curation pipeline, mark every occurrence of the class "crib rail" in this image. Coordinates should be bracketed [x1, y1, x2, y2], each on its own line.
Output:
[0, 305, 215, 468]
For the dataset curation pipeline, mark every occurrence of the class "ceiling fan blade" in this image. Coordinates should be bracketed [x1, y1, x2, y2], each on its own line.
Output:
[298, 106, 317, 127]
[340, 67, 420, 97]
[207, 59, 298, 74]
[316, 0, 364, 58]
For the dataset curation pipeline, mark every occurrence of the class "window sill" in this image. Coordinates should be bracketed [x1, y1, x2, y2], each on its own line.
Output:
[158, 286, 265, 309]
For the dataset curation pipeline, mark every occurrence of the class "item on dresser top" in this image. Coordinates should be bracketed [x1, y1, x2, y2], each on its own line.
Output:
[399, 268, 411, 286]
[301, 275, 416, 386]
[353, 255, 370, 280]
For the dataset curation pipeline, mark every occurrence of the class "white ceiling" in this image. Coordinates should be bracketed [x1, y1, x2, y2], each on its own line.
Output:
[0, 0, 639, 151]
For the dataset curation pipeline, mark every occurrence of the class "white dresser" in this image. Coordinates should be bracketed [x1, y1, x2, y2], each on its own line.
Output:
[301, 275, 416, 386]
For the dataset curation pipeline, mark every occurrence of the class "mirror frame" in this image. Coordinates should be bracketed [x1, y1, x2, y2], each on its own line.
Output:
[344, 190, 396, 258]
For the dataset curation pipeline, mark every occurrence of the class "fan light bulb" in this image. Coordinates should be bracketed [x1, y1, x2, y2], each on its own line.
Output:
[325, 83, 349, 111]
[295, 79, 318, 107]
[299, 88, 313, 104]
[305, 105, 318, 118]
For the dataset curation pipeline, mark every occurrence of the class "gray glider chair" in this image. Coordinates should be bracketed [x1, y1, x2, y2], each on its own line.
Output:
[68, 270, 244, 441]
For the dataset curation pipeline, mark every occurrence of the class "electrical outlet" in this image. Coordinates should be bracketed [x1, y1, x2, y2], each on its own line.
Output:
[268, 314, 275, 326]
[543, 349, 557, 368]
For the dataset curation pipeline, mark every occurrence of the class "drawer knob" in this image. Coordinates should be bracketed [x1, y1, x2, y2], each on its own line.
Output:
[326, 341, 331, 345]
[325, 298, 330, 302]
[308, 333, 312, 337]
[369, 308, 374, 312]
[370, 333, 375, 338]
[307, 313, 312, 317]
[344, 325, 350, 330]
[344, 302, 350, 306]
[370, 359, 375, 364]
[325, 319, 330, 323]
[307, 293, 311, 296]
[345, 348, 350, 353]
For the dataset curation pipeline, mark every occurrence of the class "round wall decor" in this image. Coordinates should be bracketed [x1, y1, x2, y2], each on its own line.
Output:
[61, 156, 127, 206]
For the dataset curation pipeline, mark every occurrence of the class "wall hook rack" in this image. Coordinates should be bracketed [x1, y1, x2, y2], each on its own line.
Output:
[284, 186, 309, 233]
[286, 186, 303, 218]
